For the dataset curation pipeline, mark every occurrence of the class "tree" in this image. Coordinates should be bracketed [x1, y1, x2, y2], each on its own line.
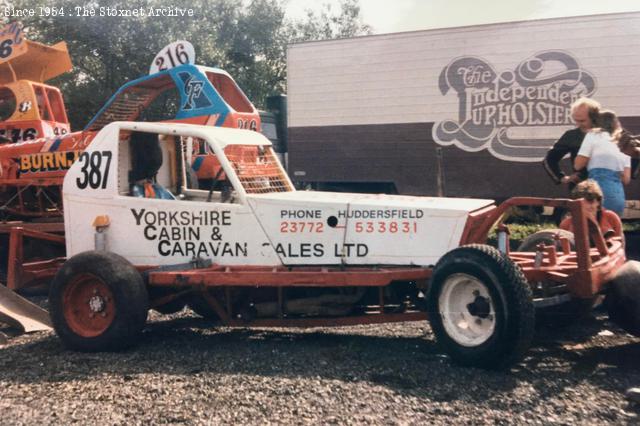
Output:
[6, 0, 370, 128]
[289, 0, 372, 42]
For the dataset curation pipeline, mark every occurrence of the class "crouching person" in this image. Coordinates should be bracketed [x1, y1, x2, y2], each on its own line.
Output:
[560, 179, 623, 241]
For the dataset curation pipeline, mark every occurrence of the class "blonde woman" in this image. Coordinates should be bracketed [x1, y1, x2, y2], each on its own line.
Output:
[574, 110, 631, 215]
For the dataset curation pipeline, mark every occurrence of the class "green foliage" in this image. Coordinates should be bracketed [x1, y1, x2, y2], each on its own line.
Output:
[623, 220, 640, 232]
[289, 0, 372, 42]
[7, 0, 370, 128]
[501, 222, 558, 242]
[488, 220, 640, 249]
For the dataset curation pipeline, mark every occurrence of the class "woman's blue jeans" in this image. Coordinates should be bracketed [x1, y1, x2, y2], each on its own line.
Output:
[589, 168, 625, 215]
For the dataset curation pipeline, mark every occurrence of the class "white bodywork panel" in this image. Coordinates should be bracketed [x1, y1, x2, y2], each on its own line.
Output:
[248, 191, 490, 266]
[63, 122, 494, 266]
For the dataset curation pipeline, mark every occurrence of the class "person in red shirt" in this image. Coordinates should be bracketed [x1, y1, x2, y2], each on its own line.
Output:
[559, 179, 622, 239]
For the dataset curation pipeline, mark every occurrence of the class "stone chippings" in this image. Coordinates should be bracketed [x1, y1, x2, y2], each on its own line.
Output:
[0, 310, 639, 425]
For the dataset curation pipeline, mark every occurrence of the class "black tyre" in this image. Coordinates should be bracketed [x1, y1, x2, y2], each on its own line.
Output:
[427, 244, 535, 369]
[49, 251, 149, 351]
[517, 229, 574, 252]
[518, 229, 593, 327]
[605, 261, 640, 336]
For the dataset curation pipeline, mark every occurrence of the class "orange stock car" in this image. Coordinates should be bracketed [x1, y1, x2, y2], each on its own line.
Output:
[0, 64, 262, 218]
[0, 26, 260, 218]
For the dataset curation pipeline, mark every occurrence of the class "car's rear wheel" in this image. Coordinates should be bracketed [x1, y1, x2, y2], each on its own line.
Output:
[49, 251, 148, 351]
[427, 244, 535, 369]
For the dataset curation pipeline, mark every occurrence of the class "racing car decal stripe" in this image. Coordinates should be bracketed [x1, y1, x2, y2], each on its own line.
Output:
[192, 156, 204, 172]
[48, 138, 62, 152]
[170, 65, 230, 122]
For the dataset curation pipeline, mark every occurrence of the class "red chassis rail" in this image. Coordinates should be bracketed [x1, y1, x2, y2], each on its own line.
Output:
[460, 197, 626, 298]
[0, 179, 64, 218]
[148, 265, 431, 288]
[148, 265, 431, 327]
[0, 221, 66, 290]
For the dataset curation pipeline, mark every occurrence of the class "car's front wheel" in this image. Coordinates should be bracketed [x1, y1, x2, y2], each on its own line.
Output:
[427, 244, 535, 369]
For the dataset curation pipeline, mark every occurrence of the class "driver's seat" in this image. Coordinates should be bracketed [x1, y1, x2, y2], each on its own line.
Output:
[129, 131, 175, 200]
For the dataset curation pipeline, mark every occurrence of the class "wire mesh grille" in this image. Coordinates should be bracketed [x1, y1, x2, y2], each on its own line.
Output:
[87, 88, 156, 131]
[224, 145, 292, 194]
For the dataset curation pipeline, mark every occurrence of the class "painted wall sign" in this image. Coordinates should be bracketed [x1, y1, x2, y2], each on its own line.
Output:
[433, 50, 597, 162]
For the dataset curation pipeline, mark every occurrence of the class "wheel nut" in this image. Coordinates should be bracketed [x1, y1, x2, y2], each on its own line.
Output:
[88, 296, 106, 313]
[475, 319, 482, 325]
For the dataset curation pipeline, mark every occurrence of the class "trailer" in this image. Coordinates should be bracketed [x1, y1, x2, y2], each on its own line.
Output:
[286, 12, 640, 215]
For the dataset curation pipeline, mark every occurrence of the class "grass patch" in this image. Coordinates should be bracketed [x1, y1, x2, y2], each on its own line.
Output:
[483, 205, 639, 247]
[487, 222, 556, 249]
[623, 220, 640, 232]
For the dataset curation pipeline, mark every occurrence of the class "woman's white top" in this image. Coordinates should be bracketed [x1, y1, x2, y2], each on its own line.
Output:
[577, 130, 631, 171]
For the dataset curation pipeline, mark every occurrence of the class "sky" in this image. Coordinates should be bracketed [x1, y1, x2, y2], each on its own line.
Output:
[285, 0, 640, 34]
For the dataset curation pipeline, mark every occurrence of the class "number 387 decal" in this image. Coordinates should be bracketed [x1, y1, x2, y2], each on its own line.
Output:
[76, 151, 112, 190]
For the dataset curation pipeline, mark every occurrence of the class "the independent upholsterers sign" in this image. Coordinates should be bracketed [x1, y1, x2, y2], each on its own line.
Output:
[432, 51, 596, 162]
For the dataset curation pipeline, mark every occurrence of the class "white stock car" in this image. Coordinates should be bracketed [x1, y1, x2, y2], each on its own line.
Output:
[49, 121, 635, 369]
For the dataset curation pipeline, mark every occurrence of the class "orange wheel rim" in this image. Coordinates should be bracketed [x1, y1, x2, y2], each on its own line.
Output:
[62, 273, 116, 338]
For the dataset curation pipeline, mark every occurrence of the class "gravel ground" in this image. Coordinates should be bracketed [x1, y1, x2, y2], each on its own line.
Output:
[1, 306, 639, 425]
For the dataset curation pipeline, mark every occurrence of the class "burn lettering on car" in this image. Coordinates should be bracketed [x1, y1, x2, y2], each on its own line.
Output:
[19, 150, 81, 173]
